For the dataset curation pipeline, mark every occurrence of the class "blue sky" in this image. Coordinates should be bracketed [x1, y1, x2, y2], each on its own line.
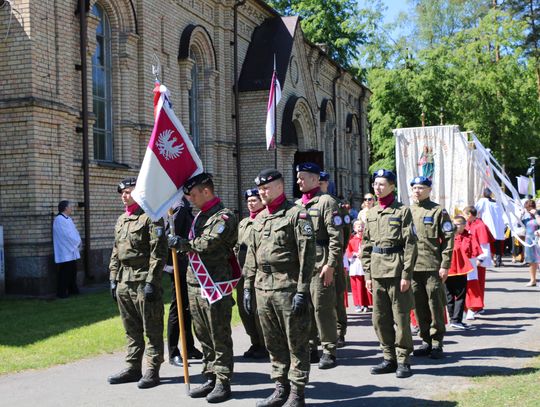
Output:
[380, 0, 409, 24]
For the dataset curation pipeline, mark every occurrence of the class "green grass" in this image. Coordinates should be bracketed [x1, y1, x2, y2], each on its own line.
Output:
[0, 277, 240, 375]
[436, 357, 540, 406]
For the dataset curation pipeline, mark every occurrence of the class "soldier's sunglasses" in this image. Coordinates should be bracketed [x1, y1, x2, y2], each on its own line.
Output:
[364, 198, 374, 201]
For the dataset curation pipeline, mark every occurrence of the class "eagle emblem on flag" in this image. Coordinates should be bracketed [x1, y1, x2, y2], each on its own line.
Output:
[157, 129, 184, 160]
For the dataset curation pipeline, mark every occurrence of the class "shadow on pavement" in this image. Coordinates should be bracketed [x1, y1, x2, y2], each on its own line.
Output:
[416, 364, 539, 378]
[314, 396, 456, 406]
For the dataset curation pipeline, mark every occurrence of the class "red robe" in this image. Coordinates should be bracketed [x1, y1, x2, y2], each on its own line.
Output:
[345, 233, 372, 307]
[466, 218, 493, 310]
[449, 229, 482, 276]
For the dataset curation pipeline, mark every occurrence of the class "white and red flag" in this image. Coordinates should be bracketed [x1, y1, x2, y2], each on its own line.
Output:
[132, 83, 203, 221]
[265, 69, 281, 150]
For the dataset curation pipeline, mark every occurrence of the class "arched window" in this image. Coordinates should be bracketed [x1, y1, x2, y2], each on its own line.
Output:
[91, 3, 113, 161]
[188, 49, 200, 153]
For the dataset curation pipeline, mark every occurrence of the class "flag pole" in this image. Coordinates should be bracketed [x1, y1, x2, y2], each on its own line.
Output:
[168, 208, 191, 394]
[273, 54, 278, 169]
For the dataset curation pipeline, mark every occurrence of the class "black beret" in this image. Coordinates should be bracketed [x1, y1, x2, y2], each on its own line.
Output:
[372, 169, 396, 183]
[319, 171, 330, 182]
[183, 172, 213, 194]
[117, 177, 137, 193]
[244, 188, 260, 200]
[254, 168, 282, 186]
[296, 162, 321, 174]
[410, 176, 432, 187]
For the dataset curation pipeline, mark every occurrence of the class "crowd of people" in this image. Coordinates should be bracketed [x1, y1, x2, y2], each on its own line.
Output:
[96, 166, 537, 406]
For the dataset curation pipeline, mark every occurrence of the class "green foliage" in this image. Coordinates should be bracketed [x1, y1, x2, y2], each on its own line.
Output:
[365, 5, 540, 173]
[266, 0, 370, 68]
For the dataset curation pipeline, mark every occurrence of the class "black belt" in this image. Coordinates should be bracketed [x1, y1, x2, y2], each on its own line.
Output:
[316, 239, 329, 246]
[372, 246, 403, 254]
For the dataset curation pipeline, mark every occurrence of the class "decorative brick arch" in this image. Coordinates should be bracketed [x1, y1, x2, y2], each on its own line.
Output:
[178, 24, 217, 70]
[91, 0, 138, 34]
[281, 95, 316, 151]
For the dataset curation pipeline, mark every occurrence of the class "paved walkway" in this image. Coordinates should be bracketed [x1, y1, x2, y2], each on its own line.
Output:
[1, 259, 539, 407]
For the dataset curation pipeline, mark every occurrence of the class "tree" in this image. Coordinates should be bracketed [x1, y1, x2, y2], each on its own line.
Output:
[266, 0, 370, 68]
[365, 8, 540, 173]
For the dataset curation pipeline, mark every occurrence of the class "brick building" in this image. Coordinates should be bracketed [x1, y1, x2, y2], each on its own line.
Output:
[0, 0, 371, 296]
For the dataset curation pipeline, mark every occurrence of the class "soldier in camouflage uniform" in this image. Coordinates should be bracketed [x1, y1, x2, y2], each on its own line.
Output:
[168, 172, 238, 404]
[244, 168, 316, 407]
[235, 188, 267, 359]
[295, 163, 343, 370]
[409, 176, 454, 359]
[107, 177, 168, 389]
[361, 169, 418, 379]
[320, 171, 350, 347]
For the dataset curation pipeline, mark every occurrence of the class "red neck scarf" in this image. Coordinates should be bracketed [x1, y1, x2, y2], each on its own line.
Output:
[301, 187, 320, 205]
[125, 202, 140, 216]
[267, 193, 286, 214]
[201, 197, 221, 213]
[378, 194, 395, 209]
[250, 207, 264, 219]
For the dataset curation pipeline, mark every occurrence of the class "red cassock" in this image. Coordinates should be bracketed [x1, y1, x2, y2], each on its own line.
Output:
[449, 229, 482, 276]
[345, 234, 372, 307]
[466, 218, 493, 311]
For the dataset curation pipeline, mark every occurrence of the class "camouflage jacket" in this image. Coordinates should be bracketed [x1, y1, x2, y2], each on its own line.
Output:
[109, 207, 167, 285]
[235, 215, 254, 268]
[244, 199, 315, 293]
[295, 191, 343, 270]
[186, 201, 238, 285]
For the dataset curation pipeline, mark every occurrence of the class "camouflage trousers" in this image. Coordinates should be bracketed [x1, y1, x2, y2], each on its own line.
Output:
[116, 280, 164, 371]
[412, 270, 447, 349]
[310, 271, 338, 356]
[256, 289, 311, 389]
[188, 284, 234, 382]
[236, 277, 265, 348]
[372, 277, 414, 364]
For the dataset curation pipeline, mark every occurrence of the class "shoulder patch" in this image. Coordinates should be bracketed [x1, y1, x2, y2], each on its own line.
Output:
[333, 215, 343, 226]
[155, 226, 163, 237]
[221, 214, 229, 220]
[216, 224, 225, 234]
[442, 221, 453, 233]
[302, 222, 313, 236]
[299, 212, 308, 219]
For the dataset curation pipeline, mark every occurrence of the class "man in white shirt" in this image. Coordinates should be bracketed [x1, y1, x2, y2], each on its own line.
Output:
[52, 200, 82, 298]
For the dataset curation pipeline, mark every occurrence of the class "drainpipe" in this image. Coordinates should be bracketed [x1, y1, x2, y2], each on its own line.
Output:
[233, 0, 246, 217]
[358, 86, 365, 197]
[332, 68, 343, 196]
[77, 0, 92, 279]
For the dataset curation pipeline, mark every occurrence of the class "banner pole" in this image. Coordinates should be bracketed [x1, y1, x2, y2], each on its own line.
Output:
[273, 54, 278, 169]
[168, 208, 190, 394]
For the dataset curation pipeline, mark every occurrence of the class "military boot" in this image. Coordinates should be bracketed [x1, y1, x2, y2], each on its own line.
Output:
[190, 375, 216, 398]
[137, 369, 160, 389]
[429, 347, 444, 360]
[206, 379, 231, 403]
[396, 363, 413, 378]
[282, 386, 305, 407]
[413, 342, 432, 357]
[107, 368, 142, 384]
[256, 380, 290, 407]
[318, 353, 337, 370]
[370, 359, 397, 375]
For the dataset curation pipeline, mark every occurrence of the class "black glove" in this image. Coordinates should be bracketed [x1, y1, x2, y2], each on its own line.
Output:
[110, 281, 117, 302]
[167, 234, 190, 253]
[144, 283, 156, 302]
[291, 292, 308, 315]
[243, 288, 252, 315]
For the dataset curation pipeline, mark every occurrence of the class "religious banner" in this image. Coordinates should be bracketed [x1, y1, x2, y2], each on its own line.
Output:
[394, 125, 483, 215]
